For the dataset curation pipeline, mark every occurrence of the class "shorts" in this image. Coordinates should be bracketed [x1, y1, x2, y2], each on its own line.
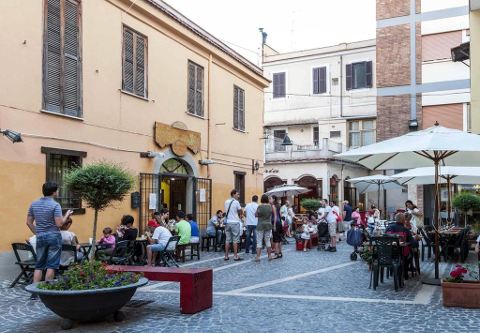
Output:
[35, 232, 62, 270]
[327, 222, 337, 237]
[148, 243, 167, 252]
[272, 222, 283, 243]
[225, 223, 241, 244]
[190, 236, 200, 243]
[256, 229, 272, 248]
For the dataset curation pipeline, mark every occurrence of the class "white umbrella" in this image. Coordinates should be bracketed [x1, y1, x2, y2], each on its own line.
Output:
[264, 184, 310, 197]
[336, 124, 480, 284]
[392, 167, 480, 221]
[347, 175, 405, 216]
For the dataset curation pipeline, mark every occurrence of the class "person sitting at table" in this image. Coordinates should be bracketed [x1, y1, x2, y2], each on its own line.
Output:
[116, 215, 138, 241]
[187, 213, 200, 243]
[147, 209, 169, 232]
[207, 210, 223, 241]
[60, 217, 83, 266]
[175, 211, 191, 246]
[95, 227, 116, 259]
[385, 213, 413, 243]
[146, 221, 173, 266]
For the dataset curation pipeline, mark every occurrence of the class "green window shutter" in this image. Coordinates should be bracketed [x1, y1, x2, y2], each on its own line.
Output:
[134, 35, 146, 96]
[233, 87, 239, 129]
[196, 65, 204, 116]
[239, 88, 245, 131]
[187, 62, 195, 114]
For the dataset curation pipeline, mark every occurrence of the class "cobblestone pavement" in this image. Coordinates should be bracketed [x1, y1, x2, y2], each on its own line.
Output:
[1, 240, 479, 333]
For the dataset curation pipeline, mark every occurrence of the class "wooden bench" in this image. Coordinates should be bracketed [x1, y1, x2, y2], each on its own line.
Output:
[107, 265, 212, 314]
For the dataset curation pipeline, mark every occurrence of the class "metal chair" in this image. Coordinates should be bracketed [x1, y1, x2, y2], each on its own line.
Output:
[10, 243, 36, 288]
[107, 240, 135, 265]
[419, 227, 433, 261]
[156, 236, 180, 267]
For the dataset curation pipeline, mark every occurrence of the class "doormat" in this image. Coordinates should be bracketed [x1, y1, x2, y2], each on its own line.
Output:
[125, 299, 155, 308]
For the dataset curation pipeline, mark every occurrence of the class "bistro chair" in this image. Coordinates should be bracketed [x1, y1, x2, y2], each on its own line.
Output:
[370, 236, 403, 291]
[58, 244, 82, 274]
[107, 240, 135, 265]
[10, 243, 37, 288]
[201, 229, 216, 252]
[419, 228, 433, 262]
[156, 236, 180, 267]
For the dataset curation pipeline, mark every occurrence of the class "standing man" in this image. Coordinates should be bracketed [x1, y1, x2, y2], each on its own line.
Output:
[224, 189, 243, 261]
[26, 182, 73, 299]
[245, 195, 259, 254]
[319, 199, 337, 252]
[342, 200, 353, 239]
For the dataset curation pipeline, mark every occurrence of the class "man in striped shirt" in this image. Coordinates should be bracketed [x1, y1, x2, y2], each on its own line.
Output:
[26, 182, 73, 294]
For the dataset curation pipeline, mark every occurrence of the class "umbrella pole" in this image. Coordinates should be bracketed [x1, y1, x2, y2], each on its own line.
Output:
[377, 183, 381, 218]
[447, 177, 451, 223]
[434, 158, 440, 280]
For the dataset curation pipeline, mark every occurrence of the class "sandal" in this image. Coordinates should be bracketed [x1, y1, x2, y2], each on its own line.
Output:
[233, 257, 243, 261]
[224, 257, 229, 261]
[254, 257, 260, 262]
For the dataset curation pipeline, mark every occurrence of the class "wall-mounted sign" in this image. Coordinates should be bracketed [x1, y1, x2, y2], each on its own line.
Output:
[149, 193, 157, 210]
[199, 189, 206, 202]
[154, 122, 201, 157]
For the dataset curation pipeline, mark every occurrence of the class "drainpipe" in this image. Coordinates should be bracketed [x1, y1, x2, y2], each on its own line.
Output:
[339, 55, 343, 118]
[207, 54, 213, 178]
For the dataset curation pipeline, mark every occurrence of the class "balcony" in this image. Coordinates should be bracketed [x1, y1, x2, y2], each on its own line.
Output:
[265, 138, 345, 163]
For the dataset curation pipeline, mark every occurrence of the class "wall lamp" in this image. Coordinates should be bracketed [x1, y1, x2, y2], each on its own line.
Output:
[199, 159, 216, 165]
[140, 151, 165, 158]
[408, 119, 418, 131]
[252, 160, 260, 174]
[0, 129, 23, 143]
[451, 42, 470, 66]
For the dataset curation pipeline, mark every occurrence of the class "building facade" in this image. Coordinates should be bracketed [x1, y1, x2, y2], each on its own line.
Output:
[376, 0, 470, 221]
[262, 40, 377, 212]
[472, 0, 480, 132]
[0, 0, 268, 263]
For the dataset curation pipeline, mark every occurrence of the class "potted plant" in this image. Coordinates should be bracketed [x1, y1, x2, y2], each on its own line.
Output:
[64, 161, 135, 260]
[442, 264, 480, 308]
[452, 192, 480, 227]
[300, 198, 321, 212]
[26, 261, 147, 329]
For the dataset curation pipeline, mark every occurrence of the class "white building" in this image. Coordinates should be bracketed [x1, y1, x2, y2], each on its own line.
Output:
[262, 40, 379, 212]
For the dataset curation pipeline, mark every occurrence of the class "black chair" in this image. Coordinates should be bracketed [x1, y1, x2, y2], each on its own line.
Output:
[58, 244, 82, 274]
[190, 242, 200, 261]
[370, 236, 403, 291]
[10, 243, 37, 288]
[107, 240, 135, 265]
[419, 228, 433, 261]
[156, 236, 180, 267]
[201, 230, 216, 252]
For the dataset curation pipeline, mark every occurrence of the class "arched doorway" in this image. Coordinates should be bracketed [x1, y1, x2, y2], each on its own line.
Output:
[344, 177, 357, 208]
[264, 176, 285, 193]
[330, 175, 339, 203]
[295, 175, 322, 213]
[160, 158, 191, 218]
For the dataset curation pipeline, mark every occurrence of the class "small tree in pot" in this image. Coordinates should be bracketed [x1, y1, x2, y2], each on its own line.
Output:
[452, 192, 480, 227]
[65, 161, 135, 260]
[300, 198, 322, 213]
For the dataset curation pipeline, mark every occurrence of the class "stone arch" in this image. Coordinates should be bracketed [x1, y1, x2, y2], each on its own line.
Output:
[152, 150, 199, 177]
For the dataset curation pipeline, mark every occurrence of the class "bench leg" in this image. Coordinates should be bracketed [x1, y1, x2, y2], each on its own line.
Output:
[179, 270, 213, 314]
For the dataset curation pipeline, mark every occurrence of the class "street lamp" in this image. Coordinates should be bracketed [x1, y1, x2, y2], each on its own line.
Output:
[0, 129, 22, 143]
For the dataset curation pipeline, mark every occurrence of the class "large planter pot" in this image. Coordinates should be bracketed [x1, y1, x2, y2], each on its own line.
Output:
[442, 280, 480, 308]
[26, 277, 148, 325]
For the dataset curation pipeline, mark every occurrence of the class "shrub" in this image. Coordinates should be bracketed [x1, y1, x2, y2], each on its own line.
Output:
[452, 192, 480, 213]
[300, 198, 322, 212]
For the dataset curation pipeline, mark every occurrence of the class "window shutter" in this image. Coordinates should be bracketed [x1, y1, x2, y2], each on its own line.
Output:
[196, 66, 204, 116]
[273, 73, 279, 98]
[319, 67, 327, 93]
[45, 0, 62, 112]
[63, 0, 80, 116]
[366, 61, 373, 88]
[312, 68, 319, 94]
[239, 88, 245, 130]
[346, 64, 353, 90]
[134, 35, 146, 96]
[279, 73, 286, 97]
[187, 62, 195, 114]
[123, 29, 134, 93]
[233, 87, 239, 129]
[273, 72, 285, 98]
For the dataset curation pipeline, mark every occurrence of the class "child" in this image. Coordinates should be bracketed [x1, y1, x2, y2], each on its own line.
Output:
[96, 227, 116, 260]
[301, 219, 314, 252]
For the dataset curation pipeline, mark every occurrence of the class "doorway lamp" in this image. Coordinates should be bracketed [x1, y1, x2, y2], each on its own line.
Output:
[0, 129, 23, 143]
[251, 160, 260, 174]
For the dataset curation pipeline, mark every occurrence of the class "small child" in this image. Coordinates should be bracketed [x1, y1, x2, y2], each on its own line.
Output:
[97, 227, 116, 249]
[301, 219, 314, 252]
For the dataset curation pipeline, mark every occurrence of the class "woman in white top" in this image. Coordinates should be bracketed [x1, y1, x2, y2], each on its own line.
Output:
[60, 218, 83, 266]
[405, 200, 423, 230]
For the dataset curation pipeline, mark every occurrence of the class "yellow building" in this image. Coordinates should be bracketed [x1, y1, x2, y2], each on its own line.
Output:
[472, 1, 480, 133]
[0, 0, 268, 257]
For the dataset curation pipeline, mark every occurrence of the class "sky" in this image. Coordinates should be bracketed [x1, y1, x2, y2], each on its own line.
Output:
[163, 0, 376, 64]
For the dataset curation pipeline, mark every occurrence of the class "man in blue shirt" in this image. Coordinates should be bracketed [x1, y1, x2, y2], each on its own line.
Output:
[187, 214, 200, 243]
[26, 182, 73, 297]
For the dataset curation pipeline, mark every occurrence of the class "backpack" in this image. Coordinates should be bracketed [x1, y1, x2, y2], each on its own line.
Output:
[317, 222, 329, 237]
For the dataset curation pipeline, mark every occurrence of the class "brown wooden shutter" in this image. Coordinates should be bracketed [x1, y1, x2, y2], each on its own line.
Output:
[195, 65, 204, 116]
[123, 29, 134, 93]
[233, 87, 239, 129]
[319, 67, 327, 93]
[45, 0, 62, 112]
[63, 0, 80, 116]
[346, 64, 353, 90]
[187, 62, 195, 114]
[366, 61, 373, 88]
[134, 35, 146, 96]
[312, 68, 319, 94]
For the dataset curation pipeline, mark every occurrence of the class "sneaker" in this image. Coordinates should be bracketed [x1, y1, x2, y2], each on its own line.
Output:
[30, 293, 38, 300]
[328, 247, 337, 252]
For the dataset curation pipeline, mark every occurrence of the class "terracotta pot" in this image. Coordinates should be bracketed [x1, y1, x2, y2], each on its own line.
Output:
[442, 280, 480, 308]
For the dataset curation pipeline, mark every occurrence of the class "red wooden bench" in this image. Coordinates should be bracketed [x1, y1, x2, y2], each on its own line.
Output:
[107, 266, 212, 314]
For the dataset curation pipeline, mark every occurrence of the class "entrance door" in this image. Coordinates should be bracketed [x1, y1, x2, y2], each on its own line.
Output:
[170, 178, 187, 217]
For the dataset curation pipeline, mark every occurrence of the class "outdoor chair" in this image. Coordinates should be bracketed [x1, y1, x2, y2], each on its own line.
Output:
[58, 244, 82, 274]
[10, 243, 37, 288]
[156, 236, 180, 267]
[370, 236, 403, 291]
[201, 230, 216, 252]
[419, 228, 433, 261]
[107, 240, 135, 265]
[189, 242, 200, 261]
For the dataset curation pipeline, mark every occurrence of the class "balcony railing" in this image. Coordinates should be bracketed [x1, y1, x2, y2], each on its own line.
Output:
[265, 138, 345, 162]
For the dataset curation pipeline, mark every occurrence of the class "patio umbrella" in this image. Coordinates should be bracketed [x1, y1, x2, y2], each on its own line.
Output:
[392, 167, 480, 222]
[347, 175, 405, 210]
[336, 123, 480, 284]
[264, 184, 310, 197]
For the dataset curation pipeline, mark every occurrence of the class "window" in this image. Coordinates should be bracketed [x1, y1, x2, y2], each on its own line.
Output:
[312, 67, 327, 94]
[346, 61, 372, 90]
[43, 0, 82, 117]
[272, 72, 286, 98]
[41, 147, 86, 210]
[348, 120, 376, 148]
[122, 26, 147, 97]
[234, 171, 246, 206]
[330, 131, 341, 138]
[313, 126, 319, 146]
[233, 86, 245, 131]
[187, 61, 204, 117]
[273, 129, 287, 152]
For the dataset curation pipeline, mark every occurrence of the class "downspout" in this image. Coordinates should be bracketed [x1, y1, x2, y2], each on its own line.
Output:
[339, 55, 343, 118]
[207, 53, 213, 178]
